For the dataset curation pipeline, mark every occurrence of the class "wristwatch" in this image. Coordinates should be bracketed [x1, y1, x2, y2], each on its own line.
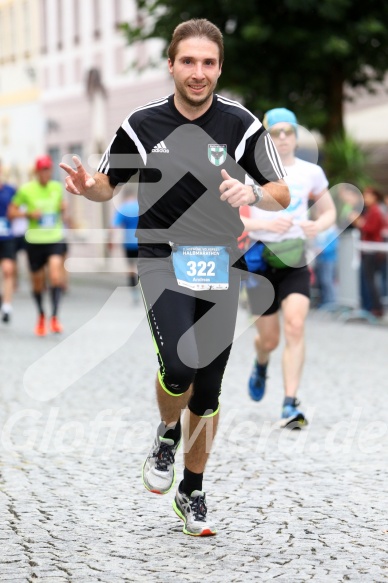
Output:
[248, 184, 263, 206]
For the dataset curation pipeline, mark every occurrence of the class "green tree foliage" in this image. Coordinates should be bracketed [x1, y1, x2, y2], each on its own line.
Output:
[122, 0, 388, 140]
[323, 134, 373, 189]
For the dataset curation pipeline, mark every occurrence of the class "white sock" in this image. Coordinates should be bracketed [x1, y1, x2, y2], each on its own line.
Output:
[1, 303, 12, 314]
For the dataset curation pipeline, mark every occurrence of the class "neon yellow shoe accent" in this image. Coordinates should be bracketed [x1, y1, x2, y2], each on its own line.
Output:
[172, 491, 217, 536]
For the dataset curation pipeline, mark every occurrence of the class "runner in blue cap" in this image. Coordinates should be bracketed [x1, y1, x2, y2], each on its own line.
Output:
[243, 107, 336, 427]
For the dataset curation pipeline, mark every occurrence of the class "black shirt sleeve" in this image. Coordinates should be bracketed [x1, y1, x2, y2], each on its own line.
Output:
[97, 125, 141, 187]
[241, 126, 286, 185]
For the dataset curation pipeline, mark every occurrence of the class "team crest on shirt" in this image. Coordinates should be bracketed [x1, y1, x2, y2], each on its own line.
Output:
[208, 144, 227, 166]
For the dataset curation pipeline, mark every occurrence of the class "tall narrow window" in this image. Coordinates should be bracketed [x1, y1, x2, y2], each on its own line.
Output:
[73, 0, 80, 44]
[48, 147, 61, 181]
[9, 5, 16, 60]
[93, 0, 100, 39]
[57, 0, 63, 50]
[40, 0, 47, 53]
[0, 12, 3, 63]
[114, 0, 121, 29]
[23, 1, 31, 57]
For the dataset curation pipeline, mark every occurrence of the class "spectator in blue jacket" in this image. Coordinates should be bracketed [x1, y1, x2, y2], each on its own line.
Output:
[111, 186, 139, 302]
[0, 161, 16, 323]
[313, 225, 339, 307]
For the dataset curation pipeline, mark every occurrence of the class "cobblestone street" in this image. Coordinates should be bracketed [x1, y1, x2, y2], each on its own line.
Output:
[0, 275, 387, 582]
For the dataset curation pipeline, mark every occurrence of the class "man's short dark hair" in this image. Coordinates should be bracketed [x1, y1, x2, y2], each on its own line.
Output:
[168, 19, 224, 65]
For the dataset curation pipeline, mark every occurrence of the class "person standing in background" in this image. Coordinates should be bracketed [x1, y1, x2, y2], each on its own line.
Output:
[0, 160, 16, 323]
[8, 155, 67, 336]
[377, 191, 388, 300]
[352, 186, 385, 318]
[312, 224, 339, 308]
[110, 185, 139, 303]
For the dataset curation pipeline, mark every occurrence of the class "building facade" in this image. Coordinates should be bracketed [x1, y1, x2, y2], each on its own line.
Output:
[1, 0, 173, 238]
[38, 0, 173, 233]
[0, 0, 43, 183]
[2, 3, 386, 247]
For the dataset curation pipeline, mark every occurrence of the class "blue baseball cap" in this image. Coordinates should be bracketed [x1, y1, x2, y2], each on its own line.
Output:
[263, 108, 298, 135]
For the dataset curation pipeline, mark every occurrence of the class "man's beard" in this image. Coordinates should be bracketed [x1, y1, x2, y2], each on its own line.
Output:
[184, 93, 212, 108]
[178, 80, 218, 109]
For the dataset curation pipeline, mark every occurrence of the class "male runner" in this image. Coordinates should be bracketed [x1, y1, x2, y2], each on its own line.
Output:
[0, 160, 16, 323]
[60, 19, 290, 536]
[8, 155, 66, 335]
[243, 108, 336, 427]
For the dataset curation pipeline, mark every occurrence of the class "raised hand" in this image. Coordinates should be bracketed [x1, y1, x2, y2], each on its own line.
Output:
[219, 169, 254, 207]
[59, 156, 96, 195]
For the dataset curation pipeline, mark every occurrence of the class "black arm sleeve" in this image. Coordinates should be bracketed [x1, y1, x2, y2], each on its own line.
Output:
[97, 126, 141, 187]
[241, 127, 286, 185]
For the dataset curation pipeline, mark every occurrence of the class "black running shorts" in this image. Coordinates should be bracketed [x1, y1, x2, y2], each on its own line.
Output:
[247, 265, 311, 316]
[125, 247, 138, 259]
[14, 235, 26, 254]
[26, 242, 65, 272]
[0, 239, 16, 261]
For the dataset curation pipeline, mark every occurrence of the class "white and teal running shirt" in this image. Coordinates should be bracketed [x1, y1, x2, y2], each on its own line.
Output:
[248, 157, 329, 243]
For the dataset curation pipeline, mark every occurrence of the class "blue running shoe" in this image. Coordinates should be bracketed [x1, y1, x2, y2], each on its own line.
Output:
[280, 398, 308, 429]
[248, 360, 268, 401]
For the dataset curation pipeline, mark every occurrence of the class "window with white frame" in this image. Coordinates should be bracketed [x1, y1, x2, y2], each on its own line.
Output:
[73, 0, 80, 45]
[57, 0, 63, 50]
[22, 1, 31, 57]
[93, 0, 101, 39]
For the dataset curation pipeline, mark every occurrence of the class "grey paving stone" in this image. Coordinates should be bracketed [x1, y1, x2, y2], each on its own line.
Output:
[0, 276, 387, 581]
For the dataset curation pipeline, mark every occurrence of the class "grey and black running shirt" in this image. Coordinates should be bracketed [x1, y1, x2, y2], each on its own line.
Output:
[98, 94, 285, 245]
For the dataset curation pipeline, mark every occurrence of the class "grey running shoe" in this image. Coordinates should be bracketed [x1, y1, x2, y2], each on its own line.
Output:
[173, 489, 216, 536]
[142, 433, 180, 495]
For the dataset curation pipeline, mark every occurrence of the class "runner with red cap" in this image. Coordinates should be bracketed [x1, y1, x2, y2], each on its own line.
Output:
[35, 155, 53, 171]
[8, 155, 68, 335]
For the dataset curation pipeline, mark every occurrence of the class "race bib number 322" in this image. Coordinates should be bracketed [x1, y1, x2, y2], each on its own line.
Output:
[171, 245, 229, 291]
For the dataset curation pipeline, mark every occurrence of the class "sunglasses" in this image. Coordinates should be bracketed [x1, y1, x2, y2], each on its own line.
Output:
[269, 127, 295, 138]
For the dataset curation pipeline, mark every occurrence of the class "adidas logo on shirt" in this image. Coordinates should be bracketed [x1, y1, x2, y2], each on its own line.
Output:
[152, 141, 169, 153]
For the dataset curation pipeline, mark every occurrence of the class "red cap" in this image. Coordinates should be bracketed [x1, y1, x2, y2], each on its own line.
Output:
[35, 155, 53, 171]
